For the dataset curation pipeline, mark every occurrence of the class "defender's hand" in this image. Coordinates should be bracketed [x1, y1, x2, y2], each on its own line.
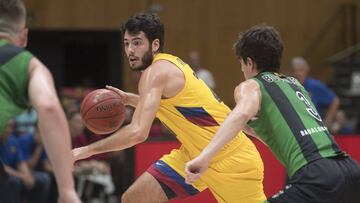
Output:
[185, 155, 210, 184]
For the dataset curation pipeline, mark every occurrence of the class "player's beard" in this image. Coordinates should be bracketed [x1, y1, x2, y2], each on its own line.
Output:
[131, 45, 153, 72]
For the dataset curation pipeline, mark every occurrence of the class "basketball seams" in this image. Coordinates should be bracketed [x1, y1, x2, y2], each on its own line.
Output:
[82, 97, 122, 119]
[85, 112, 123, 120]
[85, 114, 123, 134]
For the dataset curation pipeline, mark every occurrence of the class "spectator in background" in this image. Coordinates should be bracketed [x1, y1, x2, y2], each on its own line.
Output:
[17, 126, 58, 203]
[14, 108, 37, 136]
[0, 120, 50, 203]
[330, 110, 354, 135]
[291, 57, 340, 126]
[188, 50, 216, 89]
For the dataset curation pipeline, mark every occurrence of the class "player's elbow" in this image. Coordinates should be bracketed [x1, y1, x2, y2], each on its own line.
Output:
[130, 126, 149, 144]
[35, 100, 60, 115]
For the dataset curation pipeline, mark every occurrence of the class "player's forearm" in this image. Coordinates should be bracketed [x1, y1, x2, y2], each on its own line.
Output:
[201, 111, 249, 160]
[126, 93, 140, 107]
[37, 105, 75, 192]
[78, 124, 147, 159]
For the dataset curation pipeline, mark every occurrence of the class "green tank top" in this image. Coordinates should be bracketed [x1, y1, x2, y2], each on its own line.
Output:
[0, 39, 33, 135]
[248, 72, 345, 177]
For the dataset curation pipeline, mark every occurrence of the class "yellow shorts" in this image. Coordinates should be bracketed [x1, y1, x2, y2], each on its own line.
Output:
[148, 139, 266, 203]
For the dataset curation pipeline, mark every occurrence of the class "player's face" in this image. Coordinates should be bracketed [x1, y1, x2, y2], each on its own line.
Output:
[124, 31, 153, 72]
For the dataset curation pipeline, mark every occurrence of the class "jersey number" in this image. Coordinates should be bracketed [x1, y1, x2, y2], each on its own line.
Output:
[296, 91, 322, 122]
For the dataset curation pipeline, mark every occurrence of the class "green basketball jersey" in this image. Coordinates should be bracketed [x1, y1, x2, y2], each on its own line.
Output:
[0, 39, 33, 135]
[248, 72, 345, 177]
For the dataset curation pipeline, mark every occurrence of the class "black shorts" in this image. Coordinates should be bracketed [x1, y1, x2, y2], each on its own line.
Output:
[268, 157, 360, 203]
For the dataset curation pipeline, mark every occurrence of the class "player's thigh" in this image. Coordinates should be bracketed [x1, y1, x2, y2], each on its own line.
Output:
[203, 166, 265, 203]
[203, 142, 266, 203]
[122, 172, 167, 203]
[149, 148, 207, 200]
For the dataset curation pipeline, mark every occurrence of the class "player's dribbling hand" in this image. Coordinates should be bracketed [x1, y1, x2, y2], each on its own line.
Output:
[72, 146, 91, 162]
[185, 155, 210, 184]
[106, 85, 129, 104]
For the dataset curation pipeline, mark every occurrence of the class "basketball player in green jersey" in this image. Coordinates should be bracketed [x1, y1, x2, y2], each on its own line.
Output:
[0, 0, 80, 202]
[186, 25, 360, 202]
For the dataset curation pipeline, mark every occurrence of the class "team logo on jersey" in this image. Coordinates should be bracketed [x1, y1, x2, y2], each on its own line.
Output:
[262, 74, 298, 85]
[262, 75, 275, 82]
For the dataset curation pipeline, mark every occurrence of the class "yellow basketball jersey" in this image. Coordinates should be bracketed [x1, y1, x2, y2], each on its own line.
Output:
[154, 53, 246, 161]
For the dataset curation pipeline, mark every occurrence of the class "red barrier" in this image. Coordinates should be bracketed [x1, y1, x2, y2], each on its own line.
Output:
[335, 135, 360, 163]
[134, 136, 360, 202]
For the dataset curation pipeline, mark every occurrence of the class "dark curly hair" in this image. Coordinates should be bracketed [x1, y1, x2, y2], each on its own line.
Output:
[0, 0, 26, 34]
[233, 24, 283, 72]
[121, 12, 165, 53]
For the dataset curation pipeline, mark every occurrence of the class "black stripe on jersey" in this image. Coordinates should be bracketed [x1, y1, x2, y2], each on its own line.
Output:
[285, 78, 343, 155]
[257, 75, 322, 163]
[0, 44, 23, 67]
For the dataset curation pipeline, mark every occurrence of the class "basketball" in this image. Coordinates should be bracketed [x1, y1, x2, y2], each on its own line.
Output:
[80, 89, 125, 135]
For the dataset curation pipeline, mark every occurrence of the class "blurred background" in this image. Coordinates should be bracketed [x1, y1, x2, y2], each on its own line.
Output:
[7, 0, 359, 202]
[24, 0, 360, 106]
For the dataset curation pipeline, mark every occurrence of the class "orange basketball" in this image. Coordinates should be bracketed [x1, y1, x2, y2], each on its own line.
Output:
[80, 89, 125, 135]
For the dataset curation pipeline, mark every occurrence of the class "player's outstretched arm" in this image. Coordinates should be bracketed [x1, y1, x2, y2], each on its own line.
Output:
[106, 85, 140, 108]
[28, 58, 81, 203]
[73, 63, 168, 161]
[185, 79, 261, 184]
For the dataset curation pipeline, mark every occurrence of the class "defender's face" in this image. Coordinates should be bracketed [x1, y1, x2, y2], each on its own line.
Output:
[123, 31, 152, 71]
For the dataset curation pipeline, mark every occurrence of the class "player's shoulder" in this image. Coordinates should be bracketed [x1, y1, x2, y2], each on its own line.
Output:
[237, 79, 260, 90]
[145, 57, 180, 78]
[234, 79, 260, 96]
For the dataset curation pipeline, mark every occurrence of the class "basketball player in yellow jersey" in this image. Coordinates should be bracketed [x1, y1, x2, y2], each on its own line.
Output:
[73, 13, 265, 203]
